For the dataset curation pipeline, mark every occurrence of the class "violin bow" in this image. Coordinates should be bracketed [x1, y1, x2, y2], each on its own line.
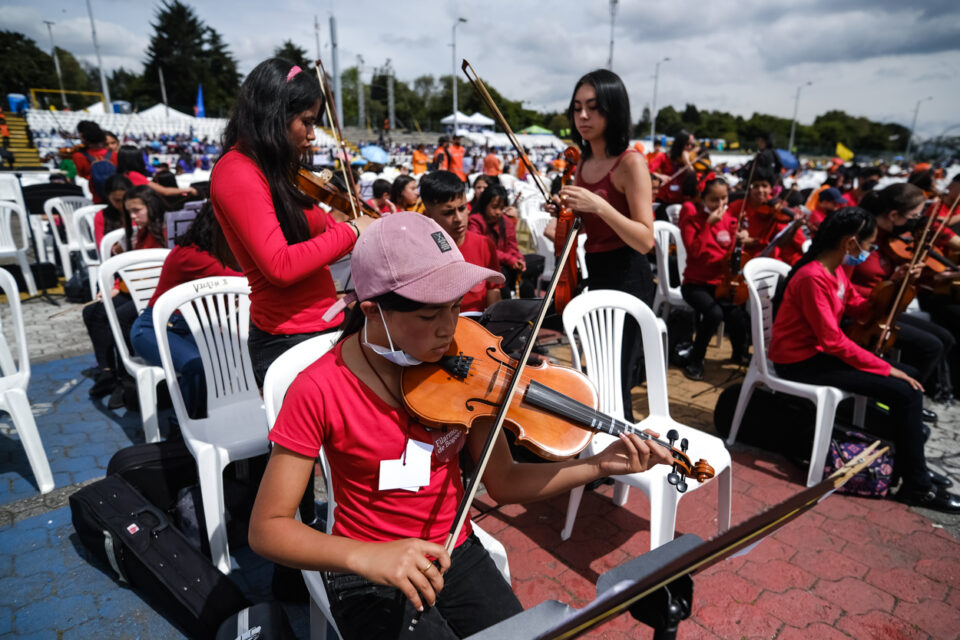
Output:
[441, 60, 584, 559]
[314, 59, 361, 219]
[461, 60, 552, 203]
[661, 151, 708, 186]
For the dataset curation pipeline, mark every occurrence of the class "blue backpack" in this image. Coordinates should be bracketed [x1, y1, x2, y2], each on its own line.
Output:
[83, 149, 116, 200]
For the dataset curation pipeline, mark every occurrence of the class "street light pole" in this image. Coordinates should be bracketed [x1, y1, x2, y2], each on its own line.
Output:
[607, 0, 619, 70]
[451, 17, 467, 135]
[650, 57, 669, 144]
[356, 55, 365, 129]
[84, 0, 111, 109]
[43, 21, 69, 108]
[787, 81, 812, 153]
[905, 96, 933, 159]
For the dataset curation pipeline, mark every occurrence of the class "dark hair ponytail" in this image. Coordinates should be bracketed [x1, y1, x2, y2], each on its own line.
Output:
[222, 58, 324, 245]
[124, 185, 167, 248]
[859, 183, 924, 218]
[776, 206, 875, 309]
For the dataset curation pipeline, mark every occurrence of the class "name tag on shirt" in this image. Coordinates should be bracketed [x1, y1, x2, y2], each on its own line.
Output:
[379, 439, 434, 492]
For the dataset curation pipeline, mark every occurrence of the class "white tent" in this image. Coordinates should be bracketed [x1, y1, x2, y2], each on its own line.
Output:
[464, 112, 494, 127]
[139, 104, 195, 121]
[440, 110, 473, 125]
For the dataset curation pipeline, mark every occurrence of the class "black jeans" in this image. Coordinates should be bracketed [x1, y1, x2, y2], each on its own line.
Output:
[501, 254, 545, 299]
[248, 322, 332, 388]
[774, 354, 931, 491]
[896, 313, 955, 390]
[680, 283, 749, 364]
[83, 292, 136, 372]
[322, 533, 522, 640]
[585, 245, 656, 423]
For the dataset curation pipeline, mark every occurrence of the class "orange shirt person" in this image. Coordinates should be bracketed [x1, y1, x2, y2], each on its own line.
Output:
[448, 135, 467, 181]
[411, 145, 428, 175]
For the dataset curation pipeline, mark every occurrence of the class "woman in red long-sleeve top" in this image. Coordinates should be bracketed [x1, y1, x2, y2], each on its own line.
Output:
[467, 184, 526, 292]
[210, 58, 376, 388]
[770, 207, 959, 513]
[678, 178, 750, 380]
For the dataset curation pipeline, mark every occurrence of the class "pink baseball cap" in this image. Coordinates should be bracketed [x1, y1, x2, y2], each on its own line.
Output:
[322, 212, 504, 321]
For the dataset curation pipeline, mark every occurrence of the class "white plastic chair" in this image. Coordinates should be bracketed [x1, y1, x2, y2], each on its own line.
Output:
[42, 196, 93, 280]
[665, 204, 682, 226]
[559, 289, 732, 549]
[99, 250, 170, 443]
[75, 205, 106, 300]
[263, 335, 510, 640]
[99, 227, 129, 264]
[153, 276, 267, 574]
[0, 269, 53, 493]
[0, 203, 38, 296]
[729, 258, 866, 487]
[652, 221, 690, 319]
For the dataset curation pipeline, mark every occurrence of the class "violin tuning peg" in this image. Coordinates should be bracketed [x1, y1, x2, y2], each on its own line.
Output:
[667, 429, 679, 446]
[680, 438, 689, 453]
[667, 472, 680, 486]
[676, 479, 688, 493]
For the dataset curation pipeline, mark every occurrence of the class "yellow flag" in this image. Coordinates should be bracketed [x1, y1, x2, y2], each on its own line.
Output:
[835, 142, 854, 162]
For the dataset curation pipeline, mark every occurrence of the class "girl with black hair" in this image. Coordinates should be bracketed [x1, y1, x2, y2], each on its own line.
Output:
[83, 185, 169, 404]
[468, 184, 535, 298]
[98, 174, 134, 253]
[678, 178, 751, 379]
[558, 69, 656, 421]
[850, 184, 957, 400]
[770, 207, 959, 513]
[129, 203, 242, 418]
[117, 144, 197, 199]
[210, 57, 376, 387]
[390, 174, 419, 211]
[249, 212, 672, 639]
[649, 129, 698, 204]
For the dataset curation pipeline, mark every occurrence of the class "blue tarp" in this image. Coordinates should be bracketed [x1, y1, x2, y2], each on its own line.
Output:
[360, 145, 388, 164]
[776, 149, 799, 171]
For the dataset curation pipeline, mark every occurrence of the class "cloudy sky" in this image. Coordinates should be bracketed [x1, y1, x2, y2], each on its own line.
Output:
[4, 0, 959, 140]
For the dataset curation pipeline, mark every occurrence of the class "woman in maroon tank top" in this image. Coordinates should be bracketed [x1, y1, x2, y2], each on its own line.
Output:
[558, 69, 656, 421]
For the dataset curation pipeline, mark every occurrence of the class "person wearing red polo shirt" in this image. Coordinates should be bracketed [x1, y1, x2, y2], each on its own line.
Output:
[678, 178, 751, 380]
[725, 169, 805, 265]
[421, 171, 501, 314]
[770, 207, 959, 512]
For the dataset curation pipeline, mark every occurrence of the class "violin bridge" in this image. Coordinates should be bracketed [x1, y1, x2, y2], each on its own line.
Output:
[439, 354, 474, 380]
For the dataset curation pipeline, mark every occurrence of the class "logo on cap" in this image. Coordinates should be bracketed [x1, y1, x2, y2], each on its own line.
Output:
[431, 231, 453, 253]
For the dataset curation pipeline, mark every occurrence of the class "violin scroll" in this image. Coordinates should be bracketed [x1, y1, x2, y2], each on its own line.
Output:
[663, 429, 713, 493]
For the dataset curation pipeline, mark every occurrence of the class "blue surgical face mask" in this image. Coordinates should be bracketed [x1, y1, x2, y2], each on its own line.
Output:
[363, 305, 423, 367]
[843, 247, 872, 267]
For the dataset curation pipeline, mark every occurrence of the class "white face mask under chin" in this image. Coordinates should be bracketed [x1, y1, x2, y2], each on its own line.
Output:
[363, 306, 423, 367]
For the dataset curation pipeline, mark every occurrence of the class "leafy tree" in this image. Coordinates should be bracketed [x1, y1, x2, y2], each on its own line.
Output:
[682, 103, 700, 126]
[635, 105, 651, 137]
[141, 0, 239, 117]
[654, 105, 684, 137]
[0, 31, 56, 105]
[274, 40, 310, 70]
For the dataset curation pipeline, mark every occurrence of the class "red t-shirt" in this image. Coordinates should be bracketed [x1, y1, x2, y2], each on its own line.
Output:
[467, 213, 523, 268]
[125, 170, 150, 186]
[458, 230, 500, 313]
[769, 260, 889, 376]
[574, 149, 639, 253]
[147, 245, 242, 308]
[269, 342, 472, 547]
[648, 154, 684, 203]
[211, 150, 357, 334]
[678, 202, 737, 286]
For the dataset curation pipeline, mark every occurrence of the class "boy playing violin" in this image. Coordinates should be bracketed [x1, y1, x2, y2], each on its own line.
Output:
[724, 169, 806, 266]
[249, 213, 672, 640]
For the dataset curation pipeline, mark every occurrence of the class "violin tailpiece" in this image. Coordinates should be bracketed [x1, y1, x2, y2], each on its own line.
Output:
[438, 354, 474, 379]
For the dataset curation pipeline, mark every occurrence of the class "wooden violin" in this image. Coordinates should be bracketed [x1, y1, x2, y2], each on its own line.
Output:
[553, 145, 581, 313]
[401, 317, 715, 488]
[296, 166, 380, 218]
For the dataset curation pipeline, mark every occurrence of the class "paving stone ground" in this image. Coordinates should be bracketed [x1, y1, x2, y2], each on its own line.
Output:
[0, 291, 958, 638]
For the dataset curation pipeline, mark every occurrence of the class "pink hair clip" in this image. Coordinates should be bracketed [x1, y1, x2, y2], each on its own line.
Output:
[286, 65, 302, 82]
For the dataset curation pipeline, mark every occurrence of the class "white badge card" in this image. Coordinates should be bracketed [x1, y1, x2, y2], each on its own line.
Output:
[379, 439, 434, 492]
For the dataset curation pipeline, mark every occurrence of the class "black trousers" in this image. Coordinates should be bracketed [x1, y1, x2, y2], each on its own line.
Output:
[83, 292, 136, 372]
[917, 291, 960, 395]
[774, 354, 931, 491]
[501, 254, 545, 299]
[585, 245, 656, 423]
[896, 313, 955, 390]
[680, 282, 749, 364]
[323, 533, 522, 640]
